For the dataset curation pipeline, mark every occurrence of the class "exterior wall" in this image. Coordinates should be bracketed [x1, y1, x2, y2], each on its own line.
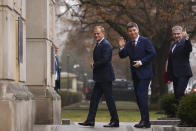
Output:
[0, 4, 17, 80]
[26, 40, 47, 85]
[0, 0, 34, 131]
[26, 0, 56, 87]
[0, 0, 26, 82]
[26, 0, 61, 124]
[0, 0, 60, 130]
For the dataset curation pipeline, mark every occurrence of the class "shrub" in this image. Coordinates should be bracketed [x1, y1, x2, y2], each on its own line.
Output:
[59, 90, 83, 107]
[177, 93, 196, 126]
[160, 94, 178, 117]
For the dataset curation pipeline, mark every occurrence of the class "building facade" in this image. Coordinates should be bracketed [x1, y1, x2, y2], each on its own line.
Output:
[0, 0, 61, 131]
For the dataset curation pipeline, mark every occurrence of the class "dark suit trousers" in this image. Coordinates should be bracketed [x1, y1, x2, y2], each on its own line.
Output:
[172, 76, 189, 99]
[55, 80, 60, 92]
[87, 82, 119, 122]
[133, 73, 150, 122]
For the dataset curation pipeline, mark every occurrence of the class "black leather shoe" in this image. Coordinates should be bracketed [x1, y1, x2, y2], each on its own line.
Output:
[134, 121, 151, 128]
[103, 121, 119, 127]
[78, 120, 95, 127]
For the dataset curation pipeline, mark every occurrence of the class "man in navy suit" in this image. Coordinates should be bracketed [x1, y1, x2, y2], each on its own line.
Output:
[78, 26, 119, 127]
[118, 22, 156, 128]
[54, 44, 60, 93]
[167, 26, 192, 100]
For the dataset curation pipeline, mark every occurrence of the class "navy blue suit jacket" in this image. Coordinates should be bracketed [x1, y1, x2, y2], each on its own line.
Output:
[167, 38, 192, 80]
[93, 38, 115, 82]
[119, 36, 156, 79]
[55, 56, 60, 81]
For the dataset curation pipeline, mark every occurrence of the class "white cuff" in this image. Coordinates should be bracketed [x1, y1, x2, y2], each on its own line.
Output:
[185, 37, 189, 40]
[138, 60, 142, 65]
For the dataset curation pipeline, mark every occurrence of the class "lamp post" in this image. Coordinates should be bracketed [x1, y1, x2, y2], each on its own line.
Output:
[83, 73, 88, 93]
[67, 55, 70, 89]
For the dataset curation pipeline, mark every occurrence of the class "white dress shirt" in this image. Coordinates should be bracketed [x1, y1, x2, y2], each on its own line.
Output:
[97, 37, 104, 46]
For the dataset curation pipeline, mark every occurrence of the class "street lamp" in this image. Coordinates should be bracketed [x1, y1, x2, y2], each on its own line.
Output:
[84, 73, 87, 77]
[67, 55, 70, 89]
[83, 73, 88, 93]
[73, 64, 80, 69]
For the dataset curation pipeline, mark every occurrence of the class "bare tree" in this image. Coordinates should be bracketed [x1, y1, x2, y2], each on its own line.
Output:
[57, 0, 196, 103]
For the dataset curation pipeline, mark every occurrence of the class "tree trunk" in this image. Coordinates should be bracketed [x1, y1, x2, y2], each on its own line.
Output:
[150, 44, 170, 104]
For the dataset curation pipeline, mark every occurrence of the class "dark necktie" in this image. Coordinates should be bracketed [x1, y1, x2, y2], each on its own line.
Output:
[132, 40, 136, 51]
[96, 42, 100, 47]
[171, 41, 179, 53]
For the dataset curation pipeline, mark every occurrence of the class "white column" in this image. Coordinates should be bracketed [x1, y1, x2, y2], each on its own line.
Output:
[26, 0, 61, 124]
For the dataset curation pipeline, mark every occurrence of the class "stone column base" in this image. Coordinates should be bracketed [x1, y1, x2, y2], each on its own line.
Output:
[0, 81, 34, 131]
[28, 86, 61, 125]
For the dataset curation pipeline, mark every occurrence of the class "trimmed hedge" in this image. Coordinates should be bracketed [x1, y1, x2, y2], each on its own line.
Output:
[177, 93, 196, 126]
[160, 94, 178, 117]
[59, 90, 83, 107]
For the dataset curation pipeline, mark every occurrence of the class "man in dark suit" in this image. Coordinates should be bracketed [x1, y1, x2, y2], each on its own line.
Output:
[54, 44, 60, 93]
[118, 22, 156, 128]
[78, 26, 119, 127]
[167, 26, 192, 100]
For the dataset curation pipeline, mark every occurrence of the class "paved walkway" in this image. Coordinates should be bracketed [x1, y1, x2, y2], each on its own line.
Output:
[33, 122, 163, 131]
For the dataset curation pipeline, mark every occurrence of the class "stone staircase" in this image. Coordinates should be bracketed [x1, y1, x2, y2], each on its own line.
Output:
[33, 121, 196, 131]
[33, 122, 145, 131]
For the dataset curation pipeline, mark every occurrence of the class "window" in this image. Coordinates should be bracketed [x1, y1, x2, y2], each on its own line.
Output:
[18, 17, 23, 63]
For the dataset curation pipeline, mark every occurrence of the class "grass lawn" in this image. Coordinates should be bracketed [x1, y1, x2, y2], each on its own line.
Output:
[62, 110, 165, 122]
[63, 101, 138, 110]
[62, 101, 165, 122]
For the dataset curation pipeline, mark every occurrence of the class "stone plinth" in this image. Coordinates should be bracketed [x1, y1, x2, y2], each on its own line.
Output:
[28, 86, 61, 124]
[0, 81, 34, 131]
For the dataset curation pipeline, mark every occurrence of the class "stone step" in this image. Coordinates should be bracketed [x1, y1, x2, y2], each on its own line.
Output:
[33, 122, 152, 131]
[152, 126, 196, 131]
[33, 124, 134, 131]
[33, 122, 196, 131]
[152, 126, 174, 131]
[157, 117, 180, 120]
[151, 120, 180, 125]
